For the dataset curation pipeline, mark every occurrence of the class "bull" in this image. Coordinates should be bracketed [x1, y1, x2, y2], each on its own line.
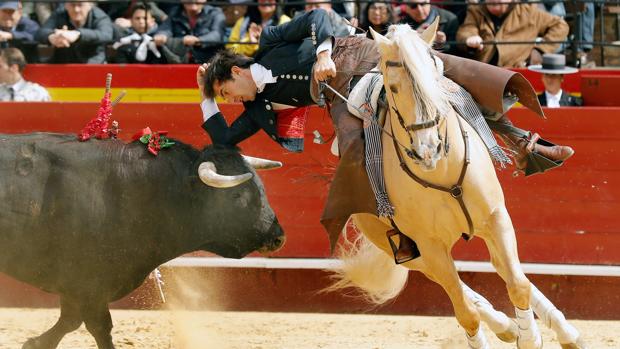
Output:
[0, 133, 285, 349]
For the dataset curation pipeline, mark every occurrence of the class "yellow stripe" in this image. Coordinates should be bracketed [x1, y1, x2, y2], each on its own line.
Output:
[48, 88, 202, 103]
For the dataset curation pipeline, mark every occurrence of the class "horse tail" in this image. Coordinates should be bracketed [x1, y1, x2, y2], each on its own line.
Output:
[324, 232, 409, 305]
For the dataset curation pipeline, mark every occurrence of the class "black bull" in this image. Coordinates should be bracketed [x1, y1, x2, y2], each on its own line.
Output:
[0, 133, 285, 349]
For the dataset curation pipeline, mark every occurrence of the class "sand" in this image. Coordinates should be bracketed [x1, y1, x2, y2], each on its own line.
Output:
[0, 308, 618, 349]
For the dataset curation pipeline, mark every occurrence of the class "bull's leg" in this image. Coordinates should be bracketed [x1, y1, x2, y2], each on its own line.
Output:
[460, 281, 518, 343]
[81, 302, 115, 349]
[22, 297, 82, 349]
[416, 238, 489, 349]
[482, 206, 541, 349]
[530, 284, 586, 348]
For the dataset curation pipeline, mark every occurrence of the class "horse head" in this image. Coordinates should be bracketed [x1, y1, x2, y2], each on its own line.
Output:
[370, 20, 450, 171]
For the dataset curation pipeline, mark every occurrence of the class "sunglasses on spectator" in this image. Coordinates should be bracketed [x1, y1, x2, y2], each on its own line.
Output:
[408, 2, 427, 9]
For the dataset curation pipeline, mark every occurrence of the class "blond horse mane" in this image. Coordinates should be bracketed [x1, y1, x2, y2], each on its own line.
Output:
[388, 24, 451, 122]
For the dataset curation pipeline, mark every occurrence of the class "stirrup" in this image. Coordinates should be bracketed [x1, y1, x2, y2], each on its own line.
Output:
[386, 229, 419, 265]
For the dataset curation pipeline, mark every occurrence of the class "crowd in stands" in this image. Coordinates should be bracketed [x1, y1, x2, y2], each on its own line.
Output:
[0, 0, 603, 69]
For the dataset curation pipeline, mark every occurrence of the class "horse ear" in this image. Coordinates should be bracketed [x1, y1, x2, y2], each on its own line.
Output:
[369, 27, 390, 46]
[420, 16, 440, 45]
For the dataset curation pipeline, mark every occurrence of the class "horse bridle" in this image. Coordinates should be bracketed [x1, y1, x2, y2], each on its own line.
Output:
[383, 60, 449, 162]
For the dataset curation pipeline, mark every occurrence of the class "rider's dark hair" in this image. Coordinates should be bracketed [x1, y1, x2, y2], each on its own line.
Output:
[203, 50, 255, 99]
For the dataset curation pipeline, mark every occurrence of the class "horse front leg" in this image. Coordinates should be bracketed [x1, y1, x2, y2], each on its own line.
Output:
[460, 281, 518, 343]
[483, 205, 542, 349]
[416, 238, 489, 349]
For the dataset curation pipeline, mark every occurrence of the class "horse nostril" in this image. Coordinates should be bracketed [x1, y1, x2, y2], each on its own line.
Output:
[273, 235, 286, 250]
[437, 141, 442, 154]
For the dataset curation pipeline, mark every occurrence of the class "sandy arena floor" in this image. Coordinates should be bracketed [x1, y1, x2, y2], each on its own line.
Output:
[0, 308, 618, 349]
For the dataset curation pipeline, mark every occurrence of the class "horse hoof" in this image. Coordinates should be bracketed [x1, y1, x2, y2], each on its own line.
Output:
[561, 336, 587, 349]
[495, 320, 518, 343]
[517, 336, 543, 349]
[22, 338, 41, 349]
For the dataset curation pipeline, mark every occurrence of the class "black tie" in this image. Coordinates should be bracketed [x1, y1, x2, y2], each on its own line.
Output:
[8, 86, 14, 101]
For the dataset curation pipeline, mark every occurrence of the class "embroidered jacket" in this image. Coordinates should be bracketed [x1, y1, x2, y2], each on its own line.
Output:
[201, 9, 335, 152]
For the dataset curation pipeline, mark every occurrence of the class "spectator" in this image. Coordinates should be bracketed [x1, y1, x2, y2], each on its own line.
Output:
[111, 4, 165, 64]
[35, 2, 114, 64]
[528, 53, 581, 107]
[457, 0, 568, 68]
[21, 2, 58, 26]
[360, 1, 395, 37]
[154, 0, 226, 63]
[399, 0, 458, 53]
[538, 0, 595, 67]
[304, 0, 354, 37]
[99, 1, 167, 29]
[0, 47, 49, 101]
[227, 0, 291, 57]
[222, 0, 248, 41]
[0, 1, 39, 62]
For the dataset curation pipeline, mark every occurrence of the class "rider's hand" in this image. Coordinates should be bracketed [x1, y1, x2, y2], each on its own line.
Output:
[313, 50, 336, 83]
[197, 63, 209, 100]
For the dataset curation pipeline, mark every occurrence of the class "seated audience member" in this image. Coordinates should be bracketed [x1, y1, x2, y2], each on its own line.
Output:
[111, 4, 165, 64]
[528, 53, 581, 107]
[99, 1, 167, 29]
[360, 1, 395, 37]
[154, 0, 226, 63]
[0, 47, 49, 101]
[35, 1, 113, 64]
[303, 0, 354, 37]
[20, 2, 58, 26]
[539, 0, 595, 67]
[0, 1, 39, 61]
[457, 0, 568, 68]
[227, 0, 290, 57]
[222, 0, 248, 41]
[399, 0, 458, 53]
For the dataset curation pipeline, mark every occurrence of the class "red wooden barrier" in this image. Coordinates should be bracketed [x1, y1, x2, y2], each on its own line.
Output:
[0, 102, 618, 265]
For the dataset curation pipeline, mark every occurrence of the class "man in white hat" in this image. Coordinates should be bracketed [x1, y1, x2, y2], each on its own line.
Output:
[528, 53, 582, 108]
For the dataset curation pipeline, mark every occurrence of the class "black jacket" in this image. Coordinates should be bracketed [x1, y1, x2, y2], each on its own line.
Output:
[156, 5, 226, 63]
[202, 9, 335, 152]
[401, 6, 459, 53]
[36, 6, 113, 64]
[537, 90, 583, 107]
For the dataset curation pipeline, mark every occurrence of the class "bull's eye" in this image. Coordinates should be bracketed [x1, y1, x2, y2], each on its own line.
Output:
[389, 85, 398, 93]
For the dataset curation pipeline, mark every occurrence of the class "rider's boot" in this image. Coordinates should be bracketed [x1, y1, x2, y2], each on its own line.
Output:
[386, 229, 417, 264]
[493, 115, 574, 176]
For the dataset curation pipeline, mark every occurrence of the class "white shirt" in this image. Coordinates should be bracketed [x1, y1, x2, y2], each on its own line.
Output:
[0, 78, 50, 102]
[545, 90, 563, 108]
[201, 38, 333, 121]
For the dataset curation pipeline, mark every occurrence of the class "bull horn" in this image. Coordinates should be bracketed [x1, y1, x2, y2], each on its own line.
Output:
[242, 155, 283, 170]
[198, 162, 252, 188]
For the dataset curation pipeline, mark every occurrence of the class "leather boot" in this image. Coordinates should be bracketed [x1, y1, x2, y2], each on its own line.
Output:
[386, 229, 417, 264]
[494, 115, 574, 174]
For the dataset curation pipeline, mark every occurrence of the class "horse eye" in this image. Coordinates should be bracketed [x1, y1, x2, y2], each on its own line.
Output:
[389, 85, 398, 93]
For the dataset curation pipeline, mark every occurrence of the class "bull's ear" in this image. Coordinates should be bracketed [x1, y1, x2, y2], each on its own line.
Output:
[421, 16, 440, 45]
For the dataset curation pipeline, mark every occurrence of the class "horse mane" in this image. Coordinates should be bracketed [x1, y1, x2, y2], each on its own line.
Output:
[388, 24, 451, 121]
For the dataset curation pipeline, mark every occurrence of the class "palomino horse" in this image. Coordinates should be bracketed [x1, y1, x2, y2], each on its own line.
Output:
[328, 25, 585, 349]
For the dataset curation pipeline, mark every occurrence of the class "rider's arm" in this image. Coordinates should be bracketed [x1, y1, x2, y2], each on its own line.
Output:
[201, 101, 261, 146]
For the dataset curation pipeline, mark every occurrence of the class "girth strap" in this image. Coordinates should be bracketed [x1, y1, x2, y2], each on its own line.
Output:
[391, 116, 474, 240]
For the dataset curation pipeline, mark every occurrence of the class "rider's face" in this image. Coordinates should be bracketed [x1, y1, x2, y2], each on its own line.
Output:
[213, 67, 257, 103]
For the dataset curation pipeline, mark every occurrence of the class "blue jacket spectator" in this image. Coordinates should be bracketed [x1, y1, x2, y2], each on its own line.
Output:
[154, 1, 226, 63]
[0, 1, 39, 62]
[35, 2, 113, 64]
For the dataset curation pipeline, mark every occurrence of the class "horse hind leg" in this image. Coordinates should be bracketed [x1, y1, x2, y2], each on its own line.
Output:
[482, 205, 542, 349]
[22, 296, 83, 349]
[530, 284, 586, 348]
[416, 239, 489, 349]
[460, 281, 519, 343]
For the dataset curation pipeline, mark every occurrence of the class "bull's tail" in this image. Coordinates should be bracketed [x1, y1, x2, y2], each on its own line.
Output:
[323, 232, 409, 305]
